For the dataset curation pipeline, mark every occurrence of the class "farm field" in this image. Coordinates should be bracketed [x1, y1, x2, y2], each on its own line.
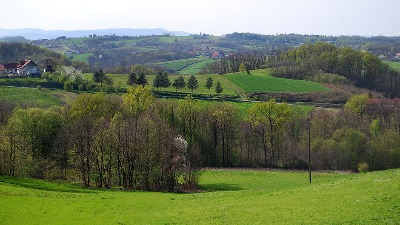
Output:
[0, 169, 399, 224]
[225, 69, 330, 93]
[0, 86, 63, 107]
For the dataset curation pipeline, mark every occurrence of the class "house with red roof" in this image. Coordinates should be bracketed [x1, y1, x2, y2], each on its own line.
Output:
[0, 59, 39, 77]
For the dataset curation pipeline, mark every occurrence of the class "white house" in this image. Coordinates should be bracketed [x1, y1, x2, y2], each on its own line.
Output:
[0, 59, 40, 76]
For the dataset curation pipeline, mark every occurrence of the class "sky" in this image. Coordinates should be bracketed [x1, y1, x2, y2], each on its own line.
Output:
[1, 0, 399, 36]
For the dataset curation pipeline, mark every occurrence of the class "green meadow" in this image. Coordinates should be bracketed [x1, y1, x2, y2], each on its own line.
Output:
[0, 169, 399, 224]
[0, 86, 63, 107]
[385, 61, 400, 71]
[82, 73, 240, 97]
[225, 70, 330, 93]
[157, 58, 202, 71]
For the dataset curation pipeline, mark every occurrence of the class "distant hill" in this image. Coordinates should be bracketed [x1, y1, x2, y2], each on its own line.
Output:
[0, 28, 191, 40]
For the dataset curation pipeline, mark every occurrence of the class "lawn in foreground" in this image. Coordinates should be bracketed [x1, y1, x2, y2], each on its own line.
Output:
[225, 69, 330, 93]
[0, 169, 399, 224]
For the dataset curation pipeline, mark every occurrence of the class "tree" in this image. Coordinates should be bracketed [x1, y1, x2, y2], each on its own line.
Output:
[205, 77, 213, 94]
[215, 81, 223, 95]
[137, 73, 148, 87]
[93, 69, 105, 85]
[127, 72, 137, 85]
[153, 72, 170, 90]
[344, 94, 370, 128]
[172, 76, 186, 92]
[246, 100, 293, 165]
[187, 75, 198, 93]
[239, 62, 246, 73]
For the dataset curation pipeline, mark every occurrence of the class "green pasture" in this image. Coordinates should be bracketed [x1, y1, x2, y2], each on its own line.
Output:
[178, 59, 214, 75]
[83, 73, 239, 97]
[225, 69, 330, 93]
[385, 61, 400, 71]
[0, 86, 63, 107]
[70, 53, 92, 63]
[1, 169, 399, 224]
[158, 58, 202, 71]
[147, 74, 238, 96]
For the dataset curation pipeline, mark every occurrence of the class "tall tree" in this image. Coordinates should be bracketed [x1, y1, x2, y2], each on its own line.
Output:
[187, 75, 198, 93]
[172, 76, 186, 92]
[127, 72, 137, 85]
[205, 77, 213, 94]
[153, 72, 171, 90]
[215, 81, 223, 95]
[93, 69, 105, 85]
[137, 73, 148, 87]
[246, 100, 292, 165]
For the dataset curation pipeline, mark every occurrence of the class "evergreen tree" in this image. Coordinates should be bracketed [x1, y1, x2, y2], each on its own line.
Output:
[127, 72, 137, 85]
[137, 73, 148, 87]
[215, 80, 223, 95]
[172, 76, 186, 92]
[153, 72, 170, 90]
[187, 75, 198, 93]
[93, 69, 105, 85]
[205, 77, 213, 94]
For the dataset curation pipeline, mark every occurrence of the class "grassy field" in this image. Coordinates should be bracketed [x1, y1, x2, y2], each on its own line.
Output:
[70, 53, 92, 63]
[83, 73, 240, 97]
[385, 61, 400, 71]
[158, 58, 203, 71]
[0, 169, 399, 224]
[0, 86, 64, 107]
[225, 70, 330, 93]
[178, 59, 214, 75]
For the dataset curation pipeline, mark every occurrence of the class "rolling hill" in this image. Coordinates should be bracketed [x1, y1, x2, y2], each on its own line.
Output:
[0, 169, 398, 224]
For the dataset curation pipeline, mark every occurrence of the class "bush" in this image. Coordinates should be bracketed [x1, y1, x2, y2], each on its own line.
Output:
[63, 81, 73, 91]
[357, 162, 369, 173]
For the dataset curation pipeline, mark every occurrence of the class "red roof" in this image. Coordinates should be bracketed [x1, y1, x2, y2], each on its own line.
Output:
[3, 63, 19, 70]
[17, 59, 32, 69]
[1, 60, 37, 70]
[0, 64, 5, 71]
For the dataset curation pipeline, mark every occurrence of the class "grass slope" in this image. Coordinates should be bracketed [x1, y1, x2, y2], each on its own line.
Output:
[1, 169, 399, 224]
[385, 61, 400, 71]
[178, 60, 213, 75]
[225, 69, 330, 93]
[158, 58, 202, 71]
[0, 86, 63, 107]
[82, 73, 239, 97]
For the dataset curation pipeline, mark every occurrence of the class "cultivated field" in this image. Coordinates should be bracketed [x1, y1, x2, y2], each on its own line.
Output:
[0, 169, 399, 224]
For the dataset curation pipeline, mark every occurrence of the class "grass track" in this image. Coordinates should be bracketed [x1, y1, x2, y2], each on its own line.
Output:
[0, 169, 399, 224]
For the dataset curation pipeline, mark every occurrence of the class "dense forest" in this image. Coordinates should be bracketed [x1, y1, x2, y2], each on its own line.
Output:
[1, 88, 400, 190]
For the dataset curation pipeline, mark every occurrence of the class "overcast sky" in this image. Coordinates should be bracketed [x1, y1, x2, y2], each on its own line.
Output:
[1, 0, 399, 36]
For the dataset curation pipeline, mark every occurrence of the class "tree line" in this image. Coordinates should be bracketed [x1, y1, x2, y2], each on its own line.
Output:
[1, 91, 400, 191]
[267, 42, 400, 97]
[200, 52, 266, 74]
